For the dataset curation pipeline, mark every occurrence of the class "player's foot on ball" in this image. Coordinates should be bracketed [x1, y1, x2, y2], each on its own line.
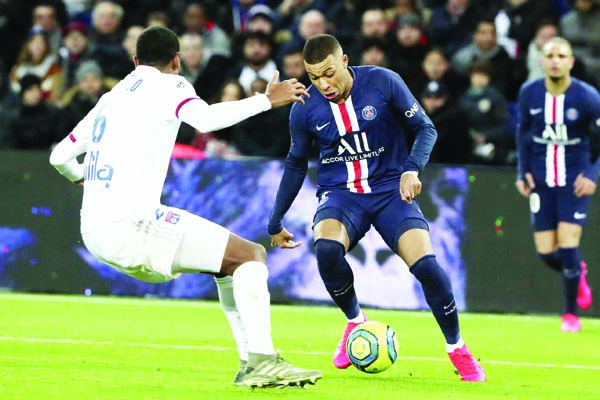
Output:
[241, 353, 322, 388]
[577, 261, 592, 310]
[333, 311, 367, 369]
[447, 344, 486, 382]
[232, 359, 248, 386]
[560, 313, 581, 332]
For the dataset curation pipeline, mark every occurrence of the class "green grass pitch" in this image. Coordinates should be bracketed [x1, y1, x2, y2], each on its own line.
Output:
[0, 293, 598, 400]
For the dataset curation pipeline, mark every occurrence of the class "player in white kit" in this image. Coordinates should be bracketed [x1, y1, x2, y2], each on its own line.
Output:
[49, 26, 321, 388]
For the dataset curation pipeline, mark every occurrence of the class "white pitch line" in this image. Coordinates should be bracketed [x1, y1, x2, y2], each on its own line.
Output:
[0, 336, 599, 371]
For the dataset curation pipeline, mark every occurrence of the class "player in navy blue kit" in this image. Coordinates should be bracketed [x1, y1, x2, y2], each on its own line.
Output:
[268, 34, 485, 381]
[515, 37, 599, 332]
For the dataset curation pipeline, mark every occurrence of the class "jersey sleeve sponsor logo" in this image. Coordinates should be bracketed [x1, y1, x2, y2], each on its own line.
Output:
[361, 105, 377, 120]
[404, 102, 419, 118]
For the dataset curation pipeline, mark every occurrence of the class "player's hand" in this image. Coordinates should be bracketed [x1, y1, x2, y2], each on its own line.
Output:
[573, 172, 596, 197]
[515, 172, 535, 197]
[400, 173, 422, 204]
[270, 227, 303, 249]
[265, 71, 309, 108]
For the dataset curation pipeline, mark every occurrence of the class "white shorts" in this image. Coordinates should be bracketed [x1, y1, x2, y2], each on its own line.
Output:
[81, 205, 230, 283]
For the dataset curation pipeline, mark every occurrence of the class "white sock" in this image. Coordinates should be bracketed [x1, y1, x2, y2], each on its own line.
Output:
[446, 337, 464, 353]
[348, 310, 366, 324]
[214, 275, 248, 362]
[232, 261, 275, 355]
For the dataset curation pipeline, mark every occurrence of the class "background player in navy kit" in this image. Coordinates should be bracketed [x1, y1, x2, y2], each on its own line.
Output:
[515, 37, 600, 332]
[268, 34, 485, 382]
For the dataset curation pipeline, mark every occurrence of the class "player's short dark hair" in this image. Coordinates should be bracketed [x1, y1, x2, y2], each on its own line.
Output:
[303, 34, 342, 65]
[135, 26, 179, 67]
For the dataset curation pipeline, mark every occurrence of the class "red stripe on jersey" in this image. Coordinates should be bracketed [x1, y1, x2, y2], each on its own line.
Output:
[175, 97, 200, 118]
[552, 97, 558, 186]
[338, 102, 353, 134]
[68, 132, 76, 142]
[352, 161, 364, 193]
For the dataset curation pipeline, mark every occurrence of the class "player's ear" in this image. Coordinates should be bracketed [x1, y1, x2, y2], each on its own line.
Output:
[133, 55, 139, 67]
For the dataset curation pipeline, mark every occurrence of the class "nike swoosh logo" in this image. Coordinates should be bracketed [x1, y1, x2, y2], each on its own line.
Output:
[529, 108, 543, 115]
[316, 122, 331, 131]
[574, 212, 587, 219]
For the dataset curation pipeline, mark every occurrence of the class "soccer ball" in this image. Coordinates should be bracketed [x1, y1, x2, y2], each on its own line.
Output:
[345, 320, 399, 374]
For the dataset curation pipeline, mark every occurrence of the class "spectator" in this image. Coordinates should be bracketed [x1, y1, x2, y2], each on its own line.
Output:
[188, 79, 245, 158]
[227, 31, 277, 96]
[146, 10, 170, 28]
[349, 7, 393, 62]
[459, 61, 511, 165]
[359, 38, 389, 68]
[58, 22, 94, 97]
[89, 1, 127, 80]
[427, 0, 485, 56]
[388, 13, 430, 83]
[9, 27, 63, 104]
[58, 60, 113, 134]
[177, 2, 231, 57]
[230, 4, 276, 60]
[560, 0, 600, 82]
[276, 9, 327, 64]
[412, 47, 469, 101]
[526, 20, 600, 89]
[179, 32, 232, 101]
[323, 0, 363, 50]
[419, 81, 471, 165]
[230, 1, 270, 33]
[451, 18, 526, 101]
[8, 74, 62, 149]
[230, 77, 291, 158]
[280, 46, 310, 87]
[498, 0, 560, 57]
[273, 0, 328, 34]
[31, 3, 63, 55]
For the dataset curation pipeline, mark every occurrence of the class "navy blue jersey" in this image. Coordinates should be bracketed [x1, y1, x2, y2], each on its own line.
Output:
[288, 66, 436, 193]
[268, 66, 437, 234]
[516, 77, 600, 186]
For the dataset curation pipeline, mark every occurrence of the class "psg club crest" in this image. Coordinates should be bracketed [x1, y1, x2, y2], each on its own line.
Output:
[362, 105, 377, 120]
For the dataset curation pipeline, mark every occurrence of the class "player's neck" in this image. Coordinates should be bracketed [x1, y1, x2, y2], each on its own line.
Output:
[545, 75, 571, 96]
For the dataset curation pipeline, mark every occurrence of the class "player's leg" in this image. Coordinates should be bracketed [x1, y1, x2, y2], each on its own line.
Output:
[220, 233, 322, 387]
[397, 228, 485, 382]
[213, 273, 247, 384]
[171, 212, 321, 387]
[314, 218, 367, 368]
[556, 189, 592, 311]
[555, 222, 585, 331]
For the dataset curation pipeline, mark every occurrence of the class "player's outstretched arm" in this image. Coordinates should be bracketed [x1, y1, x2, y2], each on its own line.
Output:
[270, 227, 303, 249]
[265, 70, 309, 108]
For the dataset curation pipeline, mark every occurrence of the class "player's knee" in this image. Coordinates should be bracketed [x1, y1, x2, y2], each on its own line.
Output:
[557, 247, 581, 278]
[314, 238, 346, 279]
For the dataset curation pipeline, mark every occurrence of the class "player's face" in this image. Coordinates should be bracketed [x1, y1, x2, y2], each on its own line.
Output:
[542, 42, 574, 80]
[305, 52, 352, 104]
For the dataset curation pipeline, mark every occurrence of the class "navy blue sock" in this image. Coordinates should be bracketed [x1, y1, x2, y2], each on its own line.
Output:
[557, 247, 581, 315]
[410, 255, 460, 344]
[538, 251, 562, 272]
[314, 239, 360, 319]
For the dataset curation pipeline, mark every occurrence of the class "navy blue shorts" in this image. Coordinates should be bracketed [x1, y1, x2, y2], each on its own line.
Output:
[313, 189, 429, 253]
[529, 184, 590, 231]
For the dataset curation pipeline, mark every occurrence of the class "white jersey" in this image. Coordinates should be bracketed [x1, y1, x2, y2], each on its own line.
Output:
[50, 65, 272, 232]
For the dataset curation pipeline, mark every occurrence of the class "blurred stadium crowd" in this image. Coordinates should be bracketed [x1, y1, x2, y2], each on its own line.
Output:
[0, 0, 598, 164]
